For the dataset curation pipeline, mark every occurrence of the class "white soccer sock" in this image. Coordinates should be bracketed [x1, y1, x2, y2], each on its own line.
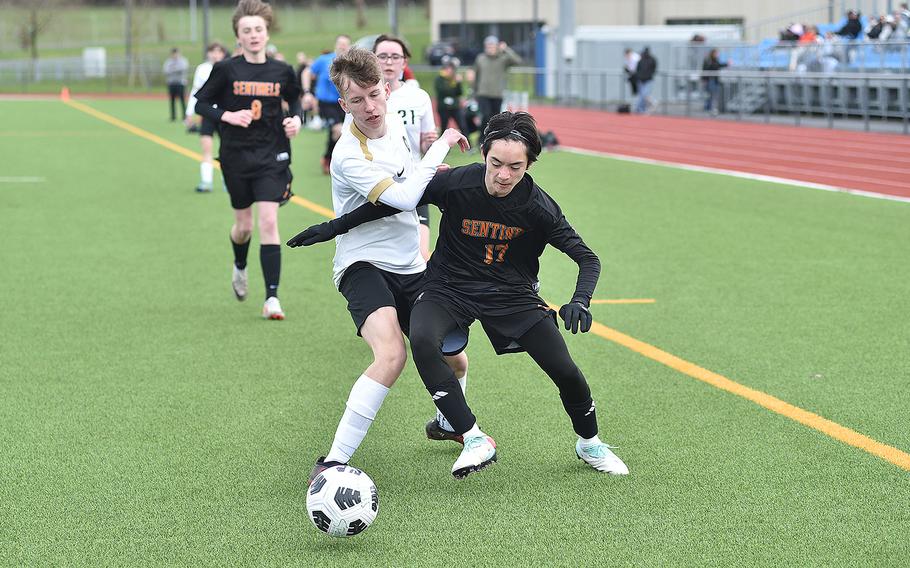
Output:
[579, 434, 603, 447]
[463, 423, 483, 439]
[200, 162, 214, 186]
[437, 372, 468, 432]
[325, 375, 389, 464]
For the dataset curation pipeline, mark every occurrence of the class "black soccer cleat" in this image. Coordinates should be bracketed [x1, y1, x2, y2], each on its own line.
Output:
[425, 418, 464, 445]
[308, 456, 346, 486]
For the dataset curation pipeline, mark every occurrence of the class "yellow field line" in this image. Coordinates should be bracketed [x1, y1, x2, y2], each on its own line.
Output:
[591, 299, 655, 305]
[65, 97, 910, 472]
[585, 318, 910, 472]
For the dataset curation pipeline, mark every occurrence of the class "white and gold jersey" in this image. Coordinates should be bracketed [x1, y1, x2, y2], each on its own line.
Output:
[388, 83, 436, 162]
[330, 118, 425, 287]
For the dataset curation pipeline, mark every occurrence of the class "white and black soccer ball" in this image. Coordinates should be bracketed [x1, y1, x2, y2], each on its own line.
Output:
[306, 465, 378, 537]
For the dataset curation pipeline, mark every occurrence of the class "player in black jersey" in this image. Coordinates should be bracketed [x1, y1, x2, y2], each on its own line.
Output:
[194, 0, 302, 320]
[288, 111, 629, 479]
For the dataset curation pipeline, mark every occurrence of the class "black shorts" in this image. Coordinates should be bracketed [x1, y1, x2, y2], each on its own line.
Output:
[318, 101, 345, 127]
[416, 204, 430, 227]
[222, 165, 293, 210]
[414, 282, 556, 355]
[338, 262, 424, 336]
[199, 116, 219, 137]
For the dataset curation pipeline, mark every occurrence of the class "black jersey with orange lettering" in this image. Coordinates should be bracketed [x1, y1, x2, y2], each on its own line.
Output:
[194, 55, 301, 173]
[420, 163, 599, 303]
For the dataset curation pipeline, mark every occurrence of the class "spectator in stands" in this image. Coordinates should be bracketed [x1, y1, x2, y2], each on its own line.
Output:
[701, 49, 727, 115]
[623, 48, 640, 96]
[780, 23, 804, 42]
[790, 25, 820, 70]
[881, 15, 897, 42]
[901, 3, 910, 27]
[163, 47, 189, 122]
[893, 9, 909, 39]
[473, 35, 522, 139]
[866, 15, 886, 40]
[835, 10, 862, 39]
[435, 59, 468, 135]
[634, 47, 657, 114]
[820, 32, 845, 72]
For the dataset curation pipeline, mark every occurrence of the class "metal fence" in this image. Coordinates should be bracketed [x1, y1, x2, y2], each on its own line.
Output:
[505, 66, 910, 135]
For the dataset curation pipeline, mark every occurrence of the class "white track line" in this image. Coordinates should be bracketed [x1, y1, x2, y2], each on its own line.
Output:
[560, 146, 910, 204]
[0, 176, 46, 183]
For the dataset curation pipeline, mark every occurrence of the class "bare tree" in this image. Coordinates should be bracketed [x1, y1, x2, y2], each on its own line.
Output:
[11, 0, 69, 76]
[355, 0, 367, 29]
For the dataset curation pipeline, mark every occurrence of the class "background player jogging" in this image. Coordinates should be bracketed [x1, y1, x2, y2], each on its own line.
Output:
[290, 111, 629, 479]
[194, 0, 302, 320]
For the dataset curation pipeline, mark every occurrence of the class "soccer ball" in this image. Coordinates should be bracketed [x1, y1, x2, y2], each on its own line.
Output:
[306, 465, 379, 537]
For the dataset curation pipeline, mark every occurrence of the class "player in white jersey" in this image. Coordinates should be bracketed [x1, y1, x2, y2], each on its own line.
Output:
[291, 47, 469, 483]
[185, 42, 227, 192]
[372, 35, 438, 261]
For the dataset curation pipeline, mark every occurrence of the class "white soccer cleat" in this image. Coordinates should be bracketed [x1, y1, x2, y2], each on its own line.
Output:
[262, 296, 285, 320]
[575, 439, 629, 475]
[232, 265, 248, 301]
[452, 435, 497, 479]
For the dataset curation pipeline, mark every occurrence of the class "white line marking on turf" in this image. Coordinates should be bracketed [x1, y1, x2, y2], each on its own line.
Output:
[560, 146, 910, 204]
[0, 176, 45, 183]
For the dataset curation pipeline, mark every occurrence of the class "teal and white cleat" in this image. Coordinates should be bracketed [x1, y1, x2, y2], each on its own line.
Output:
[575, 440, 629, 475]
[452, 435, 497, 479]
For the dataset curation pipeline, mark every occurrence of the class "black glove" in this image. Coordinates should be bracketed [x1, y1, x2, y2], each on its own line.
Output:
[558, 301, 592, 334]
[286, 219, 341, 248]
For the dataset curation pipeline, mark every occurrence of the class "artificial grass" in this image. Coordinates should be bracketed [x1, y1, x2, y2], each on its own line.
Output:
[1, 98, 908, 566]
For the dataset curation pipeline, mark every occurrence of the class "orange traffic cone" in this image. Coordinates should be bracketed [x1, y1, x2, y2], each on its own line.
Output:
[60, 86, 70, 101]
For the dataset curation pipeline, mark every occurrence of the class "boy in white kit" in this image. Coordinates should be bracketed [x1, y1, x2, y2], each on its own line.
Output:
[296, 47, 469, 482]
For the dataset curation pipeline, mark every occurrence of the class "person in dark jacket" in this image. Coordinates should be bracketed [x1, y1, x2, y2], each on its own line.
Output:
[836, 10, 863, 39]
[701, 49, 728, 114]
[634, 47, 657, 114]
[434, 60, 468, 135]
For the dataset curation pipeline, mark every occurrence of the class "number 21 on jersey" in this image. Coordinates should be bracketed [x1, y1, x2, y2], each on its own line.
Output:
[397, 109, 416, 125]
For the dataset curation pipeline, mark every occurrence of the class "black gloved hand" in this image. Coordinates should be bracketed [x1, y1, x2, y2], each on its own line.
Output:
[558, 301, 592, 334]
[286, 220, 339, 247]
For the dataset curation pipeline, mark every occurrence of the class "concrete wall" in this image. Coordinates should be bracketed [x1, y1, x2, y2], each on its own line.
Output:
[429, 0, 842, 42]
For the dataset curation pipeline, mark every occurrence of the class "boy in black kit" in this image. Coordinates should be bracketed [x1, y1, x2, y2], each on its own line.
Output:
[288, 111, 629, 479]
[194, 0, 302, 320]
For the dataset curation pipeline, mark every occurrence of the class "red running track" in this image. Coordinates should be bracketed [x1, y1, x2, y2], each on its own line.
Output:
[528, 106, 910, 199]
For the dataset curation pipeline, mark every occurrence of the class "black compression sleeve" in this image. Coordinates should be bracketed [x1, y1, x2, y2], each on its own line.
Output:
[331, 194, 435, 234]
[561, 241, 601, 306]
[332, 202, 401, 233]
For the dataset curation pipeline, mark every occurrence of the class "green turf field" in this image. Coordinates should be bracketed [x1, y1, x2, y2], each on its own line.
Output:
[1, 98, 909, 566]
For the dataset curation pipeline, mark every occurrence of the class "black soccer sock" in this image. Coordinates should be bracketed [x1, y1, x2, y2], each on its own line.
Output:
[425, 373, 476, 435]
[231, 236, 250, 270]
[561, 394, 598, 440]
[260, 244, 281, 299]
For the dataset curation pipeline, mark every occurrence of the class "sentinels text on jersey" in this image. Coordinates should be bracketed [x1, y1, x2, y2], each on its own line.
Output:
[194, 55, 301, 172]
[421, 163, 596, 299]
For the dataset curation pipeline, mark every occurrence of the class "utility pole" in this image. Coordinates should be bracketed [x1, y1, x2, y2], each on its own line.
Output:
[190, 0, 197, 43]
[389, 0, 398, 37]
[202, 0, 210, 52]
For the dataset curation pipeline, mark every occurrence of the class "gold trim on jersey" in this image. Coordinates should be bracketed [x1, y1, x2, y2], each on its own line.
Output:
[368, 178, 395, 204]
[350, 121, 373, 161]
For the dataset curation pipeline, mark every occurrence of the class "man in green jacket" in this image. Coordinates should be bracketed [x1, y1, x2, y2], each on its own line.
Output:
[472, 35, 522, 139]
